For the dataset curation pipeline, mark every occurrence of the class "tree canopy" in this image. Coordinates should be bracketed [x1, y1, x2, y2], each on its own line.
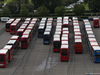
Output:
[85, 0, 100, 12]
[73, 4, 85, 16]
[31, 0, 61, 13]
[2, 7, 11, 16]
[55, 6, 65, 16]
[20, 5, 29, 17]
[36, 6, 50, 16]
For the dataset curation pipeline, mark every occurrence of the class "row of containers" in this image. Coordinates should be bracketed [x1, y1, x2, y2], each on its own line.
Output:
[83, 19, 100, 63]
[38, 17, 53, 44]
[72, 17, 82, 53]
[53, 16, 69, 61]
[0, 18, 38, 67]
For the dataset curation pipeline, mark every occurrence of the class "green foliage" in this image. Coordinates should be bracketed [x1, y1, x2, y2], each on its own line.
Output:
[84, 0, 88, 3]
[55, 6, 65, 16]
[31, 0, 61, 13]
[4, 0, 12, 4]
[88, 0, 100, 12]
[0, 0, 4, 8]
[6, 0, 33, 14]
[2, 7, 11, 16]
[36, 6, 50, 16]
[6, 1, 19, 14]
[81, 3, 89, 11]
[0, 0, 4, 3]
[20, 5, 29, 17]
[62, 0, 78, 6]
[24, 4, 34, 12]
[73, 4, 85, 16]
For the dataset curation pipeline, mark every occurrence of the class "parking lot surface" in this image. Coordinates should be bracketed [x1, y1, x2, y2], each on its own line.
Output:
[0, 20, 100, 75]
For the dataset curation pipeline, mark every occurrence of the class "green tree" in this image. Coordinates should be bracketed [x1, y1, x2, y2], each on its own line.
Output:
[48, 0, 61, 13]
[2, 7, 11, 16]
[6, 0, 33, 14]
[32, 0, 61, 13]
[36, 6, 50, 16]
[55, 6, 65, 16]
[73, 4, 85, 16]
[24, 4, 34, 12]
[84, 0, 89, 3]
[6, 1, 19, 14]
[20, 5, 29, 17]
[62, 0, 79, 6]
[0, 0, 4, 4]
[88, 0, 100, 12]
[0, 0, 4, 8]
[22, 0, 29, 4]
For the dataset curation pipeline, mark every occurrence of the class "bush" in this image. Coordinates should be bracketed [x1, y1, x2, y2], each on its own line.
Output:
[36, 6, 50, 16]
[73, 4, 85, 16]
[55, 6, 65, 16]
[6, 1, 19, 14]
[24, 4, 34, 12]
[2, 7, 11, 16]
[20, 5, 29, 17]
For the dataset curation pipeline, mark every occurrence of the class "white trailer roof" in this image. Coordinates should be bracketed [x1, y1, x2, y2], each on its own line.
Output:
[88, 34, 95, 38]
[61, 37, 68, 40]
[87, 31, 94, 34]
[54, 37, 60, 41]
[22, 23, 28, 26]
[46, 26, 52, 29]
[72, 17, 78, 20]
[11, 35, 19, 39]
[56, 29, 61, 32]
[7, 40, 16, 44]
[75, 39, 82, 42]
[90, 42, 98, 46]
[61, 45, 68, 48]
[57, 17, 62, 20]
[24, 21, 30, 24]
[41, 18, 47, 21]
[62, 28, 68, 31]
[27, 26, 33, 29]
[44, 31, 50, 35]
[55, 31, 61, 35]
[74, 25, 80, 28]
[62, 31, 69, 34]
[25, 18, 31, 21]
[54, 34, 60, 38]
[30, 21, 36, 24]
[3, 45, 13, 49]
[75, 32, 81, 35]
[93, 17, 99, 20]
[62, 34, 68, 37]
[0, 49, 8, 54]
[57, 23, 62, 26]
[89, 38, 96, 42]
[92, 46, 100, 51]
[23, 31, 30, 35]
[17, 29, 24, 31]
[75, 35, 81, 39]
[47, 23, 52, 25]
[20, 25, 26, 28]
[22, 35, 29, 38]
[45, 28, 51, 32]
[61, 41, 68, 45]
[74, 29, 80, 32]
[38, 26, 45, 29]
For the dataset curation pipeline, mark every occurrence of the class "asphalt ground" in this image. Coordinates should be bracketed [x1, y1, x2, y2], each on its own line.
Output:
[0, 20, 100, 75]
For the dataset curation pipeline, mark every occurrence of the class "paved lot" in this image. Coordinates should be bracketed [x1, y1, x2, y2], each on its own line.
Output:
[0, 20, 100, 75]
